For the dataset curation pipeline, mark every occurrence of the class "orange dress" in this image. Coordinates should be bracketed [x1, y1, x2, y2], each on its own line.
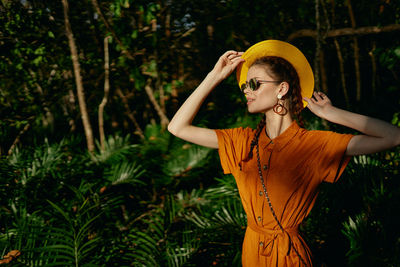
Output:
[214, 121, 353, 266]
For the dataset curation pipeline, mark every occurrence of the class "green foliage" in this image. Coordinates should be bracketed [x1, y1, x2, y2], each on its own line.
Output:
[127, 196, 200, 266]
[1, 0, 400, 265]
[92, 135, 138, 165]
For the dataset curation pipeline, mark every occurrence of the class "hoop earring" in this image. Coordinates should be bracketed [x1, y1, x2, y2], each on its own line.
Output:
[273, 100, 288, 115]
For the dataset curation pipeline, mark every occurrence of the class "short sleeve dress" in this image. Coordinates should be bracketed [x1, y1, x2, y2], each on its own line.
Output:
[214, 121, 353, 267]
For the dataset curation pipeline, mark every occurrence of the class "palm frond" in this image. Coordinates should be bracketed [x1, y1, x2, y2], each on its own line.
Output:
[104, 161, 146, 186]
[164, 145, 212, 177]
[7, 139, 65, 186]
[7, 197, 102, 266]
[203, 176, 239, 200]
[127, 195, 201, 267]
[93, 135, 138, 164]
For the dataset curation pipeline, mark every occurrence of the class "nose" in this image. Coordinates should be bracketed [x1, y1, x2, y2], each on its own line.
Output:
[243, 86, 252, 95]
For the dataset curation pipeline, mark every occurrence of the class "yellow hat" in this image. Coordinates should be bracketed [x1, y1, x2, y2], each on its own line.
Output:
[236, 40, 314, 108]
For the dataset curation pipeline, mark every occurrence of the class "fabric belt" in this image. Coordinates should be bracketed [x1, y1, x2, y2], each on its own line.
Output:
[248, 221, 299, 257]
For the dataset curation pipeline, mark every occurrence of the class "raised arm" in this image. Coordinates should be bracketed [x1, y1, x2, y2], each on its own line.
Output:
[304, 91, 400, 156]
[168, 51, 244, 149]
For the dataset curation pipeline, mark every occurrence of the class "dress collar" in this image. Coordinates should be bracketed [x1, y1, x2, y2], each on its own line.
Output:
[259, 121, 300, 152]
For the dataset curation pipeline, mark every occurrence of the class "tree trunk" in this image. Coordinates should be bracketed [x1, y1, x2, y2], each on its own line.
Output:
[319, 50, 328, 93]
[369, 41, 377, 99]
[346, 0, 361, 102]
[98, 36, 110, 151]
[333, 38, 350, 108]
[320, 0, 349, 108]
[62, 0, 95, 153]
[314, 0, 321, 92]
[28, 69, 54, 129]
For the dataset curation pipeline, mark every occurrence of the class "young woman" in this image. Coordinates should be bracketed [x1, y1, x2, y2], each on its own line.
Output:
[168, 40, 400, 266]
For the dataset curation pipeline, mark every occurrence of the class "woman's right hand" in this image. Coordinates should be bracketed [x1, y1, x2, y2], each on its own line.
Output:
[168, 50, 244, 149]
[210, 51, 245, 82]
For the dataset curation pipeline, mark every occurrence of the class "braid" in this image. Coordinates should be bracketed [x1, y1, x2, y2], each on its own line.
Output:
[296, 112, 305, 128]
[239, 57, 304, 170]
[242, 116, 266, 163]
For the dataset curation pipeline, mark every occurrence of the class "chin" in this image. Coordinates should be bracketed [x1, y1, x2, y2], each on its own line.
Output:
[247, 106, 267, 114]
[247, 108, 262, 114]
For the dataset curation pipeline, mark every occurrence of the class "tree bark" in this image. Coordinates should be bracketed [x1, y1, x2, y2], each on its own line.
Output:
[314, 0, 321, 92]
[369, 41, 377, 99]
[346, 0, 361, 102]
[320, 0, 350, 108]
[98, 36, 110, 151]
[28, 69, 54, 128]
[287, 24, 400, 41]
[7, 117, 34, 156]
[319, 50, 328, 93]
[333, 38, 350, 108]
[144, 79, 170, 129]
[62, 0, 95, 153]
[115, 88, 145, 140]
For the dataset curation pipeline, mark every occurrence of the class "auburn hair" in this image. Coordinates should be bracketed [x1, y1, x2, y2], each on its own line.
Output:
[241, 56, 304, 163]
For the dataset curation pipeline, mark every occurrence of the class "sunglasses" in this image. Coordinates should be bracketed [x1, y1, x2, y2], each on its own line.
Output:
[240, 78, 282, 92]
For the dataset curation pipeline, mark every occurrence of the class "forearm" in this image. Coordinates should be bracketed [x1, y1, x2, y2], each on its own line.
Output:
[168, 72, 221, 135]
[323, 106, 400, 146]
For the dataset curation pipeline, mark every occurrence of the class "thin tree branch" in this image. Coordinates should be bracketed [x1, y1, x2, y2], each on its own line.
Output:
[115, 88, 145, 140]
[98, 36, 111, 151]
[144, 79, 170, 129]
[7, 117, 34, 156]
[287, 24, 400, 41]
[90, 0, 144, 60]
[62, 0, 94, 153]
[368, 41, 377, 99]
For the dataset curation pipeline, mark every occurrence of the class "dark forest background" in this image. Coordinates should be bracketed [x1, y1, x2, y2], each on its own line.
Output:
[1, 0, 399, 266]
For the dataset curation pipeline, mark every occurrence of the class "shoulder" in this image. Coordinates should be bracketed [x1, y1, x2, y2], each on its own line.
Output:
[296, 127, 353, 150]
[215, 127, 255, 139]
[214, 127, 256, 152]
[297, 127, 345, 139]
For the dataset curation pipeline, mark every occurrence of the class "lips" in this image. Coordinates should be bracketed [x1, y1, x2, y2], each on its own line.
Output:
[246, 98, 255, 105]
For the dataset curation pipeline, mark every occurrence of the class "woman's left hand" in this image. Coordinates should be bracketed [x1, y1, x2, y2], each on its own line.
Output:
[303, 91, 333, 119]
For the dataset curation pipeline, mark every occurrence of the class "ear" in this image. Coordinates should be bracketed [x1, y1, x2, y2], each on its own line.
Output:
[278, 82, 290, 98]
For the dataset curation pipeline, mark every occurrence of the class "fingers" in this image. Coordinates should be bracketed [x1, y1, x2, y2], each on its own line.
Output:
[220, 51, 244, 62]
[313, 91, 328, 99]
[303, 97, 316, 106]
[217, 51, 244, 72]
[231, 56, 245, 69]
[227, 51, 244, 60]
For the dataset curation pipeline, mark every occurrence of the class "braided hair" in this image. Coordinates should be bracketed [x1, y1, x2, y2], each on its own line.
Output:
[241, 56, 303, 163]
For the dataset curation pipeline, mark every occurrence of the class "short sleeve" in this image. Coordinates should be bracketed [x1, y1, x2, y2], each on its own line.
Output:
[312, 131, 354, 183]
[214, 128, 252, 174]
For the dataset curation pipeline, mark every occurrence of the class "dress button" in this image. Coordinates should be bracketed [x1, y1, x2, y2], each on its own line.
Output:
[259, 241, 264, 247]
[257, 216, 262, 222]
[263, 164, 268, 170]
[259, 191, 263, 196]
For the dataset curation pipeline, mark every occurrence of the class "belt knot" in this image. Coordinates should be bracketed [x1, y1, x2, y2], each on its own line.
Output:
[248, 222, 299, 257]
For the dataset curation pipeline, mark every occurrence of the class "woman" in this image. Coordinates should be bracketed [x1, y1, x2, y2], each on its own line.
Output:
[168, 40, 400, 266]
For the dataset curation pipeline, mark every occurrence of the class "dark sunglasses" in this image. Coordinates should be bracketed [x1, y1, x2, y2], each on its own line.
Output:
[240, 78, 282, 92]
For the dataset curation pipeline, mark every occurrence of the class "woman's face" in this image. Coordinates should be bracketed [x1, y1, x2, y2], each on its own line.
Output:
[244, 65, 281, 114]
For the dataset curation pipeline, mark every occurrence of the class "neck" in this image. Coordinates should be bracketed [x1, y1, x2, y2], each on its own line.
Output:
[264, 110, 293, 139]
